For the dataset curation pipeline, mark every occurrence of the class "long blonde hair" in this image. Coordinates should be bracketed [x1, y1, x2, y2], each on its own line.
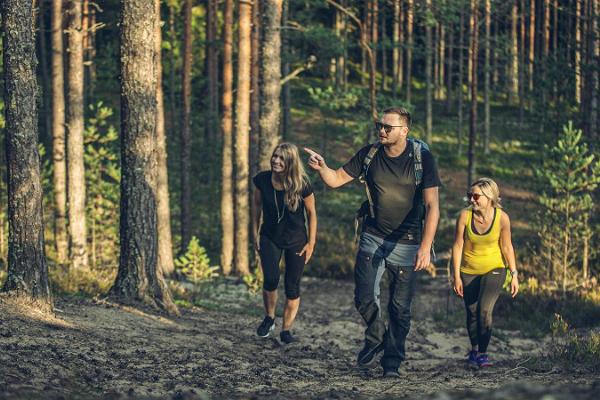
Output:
[272, 143, 309, 212]
[471, 177, 502, 208]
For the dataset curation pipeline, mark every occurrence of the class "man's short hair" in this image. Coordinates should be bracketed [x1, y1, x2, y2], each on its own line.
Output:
[383, 107, 411, 127]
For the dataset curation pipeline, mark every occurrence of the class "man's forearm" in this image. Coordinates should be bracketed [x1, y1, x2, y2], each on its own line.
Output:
[318, 166, 344, 188]
[421, 204, 439, 249]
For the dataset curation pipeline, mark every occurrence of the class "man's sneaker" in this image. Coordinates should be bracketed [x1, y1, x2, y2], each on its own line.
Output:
[280, 330, 298, 344]
[256, 316, 275, 338]
[382, 368, 400, 379]
[476, 353, 492, 368]
[467, 350, 478, 366]
[357, 343, 384, 368]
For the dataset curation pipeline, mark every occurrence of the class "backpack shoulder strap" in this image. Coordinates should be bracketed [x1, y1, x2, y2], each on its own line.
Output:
[359, 142, 381, 183]
[409, 137, 425, 187]
[359, 143, 381, 219]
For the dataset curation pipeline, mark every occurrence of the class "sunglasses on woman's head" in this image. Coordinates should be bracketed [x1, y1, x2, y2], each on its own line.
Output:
[374, 121, 406, 134]
[467, 192, 485, 201]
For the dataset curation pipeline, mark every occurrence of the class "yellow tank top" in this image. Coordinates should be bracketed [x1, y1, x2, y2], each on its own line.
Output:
[460, 207, 505, 275]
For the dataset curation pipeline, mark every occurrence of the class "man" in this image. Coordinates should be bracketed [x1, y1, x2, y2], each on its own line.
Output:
[305, 107, 441, 378]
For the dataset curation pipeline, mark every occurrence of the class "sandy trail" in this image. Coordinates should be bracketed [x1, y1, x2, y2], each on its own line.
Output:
[0, 276, 597, 399]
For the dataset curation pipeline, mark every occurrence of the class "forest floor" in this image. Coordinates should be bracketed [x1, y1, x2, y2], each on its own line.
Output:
[1, 275, 598, 400]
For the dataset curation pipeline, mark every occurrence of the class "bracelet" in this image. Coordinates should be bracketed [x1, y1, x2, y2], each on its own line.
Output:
[510, 270, 518, 278]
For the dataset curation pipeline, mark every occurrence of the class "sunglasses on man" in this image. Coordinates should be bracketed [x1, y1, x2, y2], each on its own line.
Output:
[374, 121, 407, 134]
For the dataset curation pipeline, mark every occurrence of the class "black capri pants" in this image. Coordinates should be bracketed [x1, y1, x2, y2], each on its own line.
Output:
[460, 268, 505, 353]
[259, 235, 306, 299]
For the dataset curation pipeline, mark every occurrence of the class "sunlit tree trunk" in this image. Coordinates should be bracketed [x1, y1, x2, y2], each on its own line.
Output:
[259, 0, 283, 170]
[220, 0, 234, 275]
[438, 22, 445, 100]
[207, 0, 219, 143]
[66, 0, 88, 269]
[381, 7, 388, 91]
[425, 0, 432, 143]
[468, 0, 479, 187]
[406, 0, 413, 103]
[168, 0, 177, 134]
[250, 0, 261, 179]
[392, 0, 403, 97]
[519, 0, 526, 126]
[235, 0, 253, 276]
[372, 0, 379, 87]
[111, 0, 178, 315]
[1, 0, 52, 307]
[281, 0, 292, 137]
[156, 0, 174, 277]
[52, 0, 68, 264]
[484, 0, 491, 154]
[180, 0, 192, 251]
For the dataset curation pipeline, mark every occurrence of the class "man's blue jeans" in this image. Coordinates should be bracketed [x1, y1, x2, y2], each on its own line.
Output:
[354, 231, 418, 370]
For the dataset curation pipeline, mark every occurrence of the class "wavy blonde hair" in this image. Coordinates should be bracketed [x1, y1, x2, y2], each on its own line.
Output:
[272, 143, 309, 212]
[471, 177, 502, 208]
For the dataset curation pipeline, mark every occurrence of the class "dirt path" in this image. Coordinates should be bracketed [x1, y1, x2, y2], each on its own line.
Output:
[1, 276, 597, 400]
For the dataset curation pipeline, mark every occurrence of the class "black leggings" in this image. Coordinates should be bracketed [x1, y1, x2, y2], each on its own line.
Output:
[259, 235, 305, 300]
[461, 268, 505, 353]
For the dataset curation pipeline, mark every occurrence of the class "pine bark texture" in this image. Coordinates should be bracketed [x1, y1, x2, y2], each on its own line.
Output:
[111, 0, 177, 315]
[51, 0, 68, 264]
[1, 0, 52, 304]
[234, 0, 253, 276]
[250, 0, 261, 178]
[468, 0, 479, 187]
[155, 0, 175, 276]
[258, 0, 283, 171]
[220, 0, 234, 275]
[484, 0, 491, 153]
[66, 0, 88, 269]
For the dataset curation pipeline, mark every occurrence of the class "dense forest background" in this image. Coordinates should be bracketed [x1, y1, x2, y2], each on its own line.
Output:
[1, 0, 599, 398]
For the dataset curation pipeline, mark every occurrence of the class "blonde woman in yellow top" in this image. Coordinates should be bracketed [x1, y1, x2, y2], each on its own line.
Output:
[451, 178, 519, 368]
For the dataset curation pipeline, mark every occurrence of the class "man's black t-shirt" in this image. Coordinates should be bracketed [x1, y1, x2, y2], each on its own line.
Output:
[253, 171, 314, 248]
[343, 142, 441, 242]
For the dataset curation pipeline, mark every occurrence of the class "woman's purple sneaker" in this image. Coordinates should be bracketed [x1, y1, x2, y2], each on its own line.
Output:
[467, 350, 478, 366]
[476, 353, 492, 368]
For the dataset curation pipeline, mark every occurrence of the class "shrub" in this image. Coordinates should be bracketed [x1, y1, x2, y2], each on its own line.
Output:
[174, 237, 218, 284]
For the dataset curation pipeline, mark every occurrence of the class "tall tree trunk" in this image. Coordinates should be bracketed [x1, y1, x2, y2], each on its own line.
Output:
[335, 6, 347, 89]
[281, 0, 292, 137]
[519, 0, 526, 126]
[1, 0, 52, 307]
[587, 0, 599, 143]
[458, 9, 464, 155]
[468, 0, 479, 187]
[235, 0, 253, 276]
[371, 0, 378, 88]
[220, 0, 234, 275]
[258, 0, 283, 171]
[82, 0, 89, 105]
[207, 0, 219, 144]
[38, 0, 52, 140]
[552, 0, 558, 101]
[66, 0, 88, 269]
[180, 0, 193, 252]
[509, 0, 519, 104]
[156, 0, 174, 277]
[434, 23, 439, 100]
[438, 22, 445, 100]
[392, 0, 402, 97]
[250, 0, 261, 179]
[361, 0, 368, 83]
[445, 23, 453, 114]
[483, 0, 491, 154]
[168, 0, 177, 135]
[381, 7, 388, 91]
[406, 0, 413, 103]
[575, 0, 582, 104]
[111, 0, 178, 315]
[529, 0, 536, 93]
[425, 0, 433, 143]
[52, 0, 68, 264]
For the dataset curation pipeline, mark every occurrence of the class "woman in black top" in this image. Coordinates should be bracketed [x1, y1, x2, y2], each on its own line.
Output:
[252, 143, 317, 344]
